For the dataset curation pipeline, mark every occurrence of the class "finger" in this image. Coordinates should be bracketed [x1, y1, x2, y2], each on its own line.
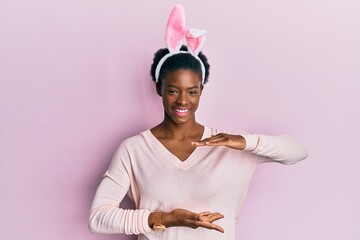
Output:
[195, 220, 225, 233]
[205, 139, 228, 146]
[198, 211, 211, 216]
[192, 134, 224, 145]
[204, 135, 228, 143]
[203, 134, 224, 140]
[191, 141, 207, 146]
[206, 213, 224, 223]
[199, 213, 224, 222]
[198, 212, 213, 218]
[192, 139, 212, 146]
[192, 136, 228, 147]
[195, 139, 229, 147]
[198, 212, 213, 221]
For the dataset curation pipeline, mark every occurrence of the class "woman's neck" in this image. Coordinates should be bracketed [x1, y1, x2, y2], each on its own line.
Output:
[152, 117, 203, 140]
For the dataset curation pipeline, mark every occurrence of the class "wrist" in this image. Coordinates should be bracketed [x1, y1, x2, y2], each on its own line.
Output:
[150, 210, 167, 232]
[238, 135, 246, 150]
[161, 212, 174, 228]
[148, 212, 155, 228]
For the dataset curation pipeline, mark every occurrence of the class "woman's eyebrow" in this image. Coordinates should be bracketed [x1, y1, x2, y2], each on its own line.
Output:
[165, 85, 200, 89]
[188, 86, 200, 89]
[165, 85, 179, 89]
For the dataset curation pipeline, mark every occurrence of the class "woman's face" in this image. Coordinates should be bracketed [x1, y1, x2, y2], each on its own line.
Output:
[157, 69, 203, 125]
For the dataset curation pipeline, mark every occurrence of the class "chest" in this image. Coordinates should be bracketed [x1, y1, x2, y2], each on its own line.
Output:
[130, 145, 257, 207]
[159, 138, 197, 161]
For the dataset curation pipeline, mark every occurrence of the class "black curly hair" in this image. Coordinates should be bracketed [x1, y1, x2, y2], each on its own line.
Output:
[150, 45, 210, 85]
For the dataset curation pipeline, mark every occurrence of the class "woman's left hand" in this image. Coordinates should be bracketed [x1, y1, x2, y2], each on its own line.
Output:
[191, 133, 246, 150]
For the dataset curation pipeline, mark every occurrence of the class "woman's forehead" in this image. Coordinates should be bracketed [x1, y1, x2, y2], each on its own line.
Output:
[163, 69, 202, 86]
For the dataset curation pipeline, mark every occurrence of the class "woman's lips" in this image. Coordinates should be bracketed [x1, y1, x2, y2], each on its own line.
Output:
[173, 108, 189, 117]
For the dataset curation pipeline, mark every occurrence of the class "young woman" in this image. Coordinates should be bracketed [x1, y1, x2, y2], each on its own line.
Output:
[89, 5, 308, 240]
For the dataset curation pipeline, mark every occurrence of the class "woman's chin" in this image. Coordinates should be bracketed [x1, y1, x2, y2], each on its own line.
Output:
[170, 114, 194, 125]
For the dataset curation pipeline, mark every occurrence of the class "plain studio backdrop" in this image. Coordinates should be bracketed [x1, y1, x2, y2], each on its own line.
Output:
[0, 0, 359, 240]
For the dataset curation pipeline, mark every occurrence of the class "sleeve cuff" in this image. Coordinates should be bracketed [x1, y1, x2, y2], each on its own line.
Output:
[242, 134, 260, 151]
[141, 210, 152, 233]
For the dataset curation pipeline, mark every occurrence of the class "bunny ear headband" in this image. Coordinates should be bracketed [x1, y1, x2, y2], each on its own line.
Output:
[155, 4, 207, 84]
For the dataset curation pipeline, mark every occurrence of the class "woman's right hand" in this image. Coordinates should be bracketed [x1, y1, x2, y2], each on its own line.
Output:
[161, 208, 224, 233]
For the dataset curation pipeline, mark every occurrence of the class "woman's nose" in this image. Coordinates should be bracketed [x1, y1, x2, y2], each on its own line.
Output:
[176, 92, 189, 105]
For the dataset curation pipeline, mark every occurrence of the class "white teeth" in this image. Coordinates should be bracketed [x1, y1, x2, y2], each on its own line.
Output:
[175, 109, 188, 113]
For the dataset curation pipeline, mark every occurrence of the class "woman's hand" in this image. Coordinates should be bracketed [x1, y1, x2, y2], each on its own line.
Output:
[154, 208, 224, 233]
[191, 133, 246, 150]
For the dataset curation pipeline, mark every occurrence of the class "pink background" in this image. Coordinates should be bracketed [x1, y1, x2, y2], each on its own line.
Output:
[1, 0, 359, 239]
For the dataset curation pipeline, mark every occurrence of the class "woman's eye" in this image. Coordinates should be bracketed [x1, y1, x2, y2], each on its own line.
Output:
[168, 90, 178, 94]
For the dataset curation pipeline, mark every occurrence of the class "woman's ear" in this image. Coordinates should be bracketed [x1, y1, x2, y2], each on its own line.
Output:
[156, 83, 162, 96]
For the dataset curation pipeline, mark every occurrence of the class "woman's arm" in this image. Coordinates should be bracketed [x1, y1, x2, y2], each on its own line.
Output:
[89, 175, 224, 234]
[242, 133, 308, 164]
[89, 175, 152, 234]
[192, 133, 308, 164]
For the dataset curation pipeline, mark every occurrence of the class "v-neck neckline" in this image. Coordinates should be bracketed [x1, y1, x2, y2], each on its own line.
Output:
[143, 126, 210, 170]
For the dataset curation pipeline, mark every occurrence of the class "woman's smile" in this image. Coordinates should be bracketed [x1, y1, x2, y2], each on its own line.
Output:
[173, 107, 190, 117]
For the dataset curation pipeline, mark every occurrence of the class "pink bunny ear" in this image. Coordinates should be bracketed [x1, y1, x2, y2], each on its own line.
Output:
[156, 5, 208, 84]
[185, 28, 206, 55]
[165, 5, 186, 52]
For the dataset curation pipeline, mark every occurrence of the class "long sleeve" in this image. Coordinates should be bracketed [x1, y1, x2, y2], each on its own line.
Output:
[88, 176, 152, 234]
[241, 134, 309, 164]
[88, 141, 153, 235]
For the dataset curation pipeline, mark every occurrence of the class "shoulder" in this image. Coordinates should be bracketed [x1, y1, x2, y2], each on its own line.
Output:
[114, 130, 150, 154]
